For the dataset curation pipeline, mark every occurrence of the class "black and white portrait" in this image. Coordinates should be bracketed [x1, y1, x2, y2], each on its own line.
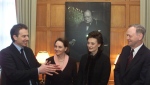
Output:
[65, 2, 111, 61]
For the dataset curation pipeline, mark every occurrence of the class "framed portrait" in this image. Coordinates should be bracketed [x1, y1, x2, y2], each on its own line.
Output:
[65, 2, 111, 61]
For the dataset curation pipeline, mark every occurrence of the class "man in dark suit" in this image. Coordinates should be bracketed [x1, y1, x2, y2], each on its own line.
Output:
[0, 23, 60, 85]
[114, 24, 150, 85]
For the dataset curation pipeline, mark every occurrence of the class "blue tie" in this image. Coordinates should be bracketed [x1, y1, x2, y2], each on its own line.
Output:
[20, 49, 29, 64]
[20, 49, 33, 85]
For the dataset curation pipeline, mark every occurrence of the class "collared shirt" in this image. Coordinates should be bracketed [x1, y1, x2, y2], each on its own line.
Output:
[132, 43, 143, 58]
[13, 43, 22, 52]
[13, 43, 32, 85]
[13, 43, 29, 63]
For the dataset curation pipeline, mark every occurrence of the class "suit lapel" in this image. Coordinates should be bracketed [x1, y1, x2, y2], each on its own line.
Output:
[10, 44, 30, 67]
[125, 45, 145, 74]
[119, 46, 131, 76]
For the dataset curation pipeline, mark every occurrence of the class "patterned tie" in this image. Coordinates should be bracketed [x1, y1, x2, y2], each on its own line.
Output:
[126, 49, 134, 69]
[129, 49, 134, 62]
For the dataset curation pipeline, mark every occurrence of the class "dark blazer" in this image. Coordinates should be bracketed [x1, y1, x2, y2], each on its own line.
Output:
[145, 66, 150, 85]
[77, 50, 111, 85]
[114, 45, 150, 85]
[0, 43, 40, 85]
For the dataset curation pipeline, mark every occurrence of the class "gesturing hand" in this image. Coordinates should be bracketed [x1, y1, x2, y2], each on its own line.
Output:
[38, 61, 60, 76]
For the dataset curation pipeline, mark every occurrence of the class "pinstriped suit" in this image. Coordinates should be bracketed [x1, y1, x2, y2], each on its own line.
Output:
[0, 43, 40, 85]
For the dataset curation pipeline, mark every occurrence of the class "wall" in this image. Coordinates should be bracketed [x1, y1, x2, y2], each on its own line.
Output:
[36, 0, 140, 84]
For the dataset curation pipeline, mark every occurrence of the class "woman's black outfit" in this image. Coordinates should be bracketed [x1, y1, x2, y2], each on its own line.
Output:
[77, 50, 111, 85]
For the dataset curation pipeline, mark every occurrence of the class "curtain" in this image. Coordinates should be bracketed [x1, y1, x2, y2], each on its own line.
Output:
[140, 0, 150, 48]
[0, 0, 17, 50]
[15, 0, 37, 53]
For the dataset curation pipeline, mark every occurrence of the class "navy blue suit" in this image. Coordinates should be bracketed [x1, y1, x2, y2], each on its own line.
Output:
[114, 45, 150, 85]
[0, 43, 40, 85]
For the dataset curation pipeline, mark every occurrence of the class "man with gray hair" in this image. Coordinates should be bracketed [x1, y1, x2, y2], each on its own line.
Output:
[114, 24, 150, 85]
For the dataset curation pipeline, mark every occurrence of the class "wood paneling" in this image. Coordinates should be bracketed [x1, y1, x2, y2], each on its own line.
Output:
[111, 5, 126, 27]
[36, 0, 140, 84]
[130, 0, 139, 1]
[110, 30, 126, 59]
[51, 5, 65, 27]
[129, 5, 140, 24]
[36, 31, 48, 51]
[36, 3, 47, 27]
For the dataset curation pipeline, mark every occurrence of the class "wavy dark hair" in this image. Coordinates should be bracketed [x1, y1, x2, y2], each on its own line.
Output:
[87, 30, 104, 52]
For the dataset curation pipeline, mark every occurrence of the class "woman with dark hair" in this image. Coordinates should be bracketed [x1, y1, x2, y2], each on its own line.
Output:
[77, 31, 111, 85]
[45, 38, 77, 85]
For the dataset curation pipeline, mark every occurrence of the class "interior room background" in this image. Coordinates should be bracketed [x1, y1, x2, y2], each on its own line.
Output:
[2, 0, 150, 85]
[0, 0, 147, 85]
[36, 0, 140, 85]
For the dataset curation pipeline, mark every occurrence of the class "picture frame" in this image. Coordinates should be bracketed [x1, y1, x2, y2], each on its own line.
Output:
[65, 2, 111, 61]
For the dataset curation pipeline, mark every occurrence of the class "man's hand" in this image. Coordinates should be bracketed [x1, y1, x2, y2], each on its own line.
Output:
[38, 61, 60, 76]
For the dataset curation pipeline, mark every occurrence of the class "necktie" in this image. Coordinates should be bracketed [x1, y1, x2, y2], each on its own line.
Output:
[126, 49, 134, 68]
[128, 49, 134, 62]
[20, 49, 29, 64]
[20, 49, 32, 85]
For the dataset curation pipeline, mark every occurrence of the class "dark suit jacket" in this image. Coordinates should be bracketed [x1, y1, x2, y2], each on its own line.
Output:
[114, 45, 150, 85]
[0, 43, 40, 85]
[145, 66, 150, 85]
[77, 50, 111, 85]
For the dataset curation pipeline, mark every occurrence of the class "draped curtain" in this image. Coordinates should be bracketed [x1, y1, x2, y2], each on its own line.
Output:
[140, 0, 150, 49]
[0, 0, 17, 50]
[15, 0, 37, 53]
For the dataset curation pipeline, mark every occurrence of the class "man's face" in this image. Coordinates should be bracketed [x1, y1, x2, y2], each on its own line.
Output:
[13, 28, 29, 47]
[126, 27, 142, 48]
[84, 10, 93, 23]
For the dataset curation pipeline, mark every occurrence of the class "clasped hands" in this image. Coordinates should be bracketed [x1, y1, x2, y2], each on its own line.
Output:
[38, 60, 61, 76]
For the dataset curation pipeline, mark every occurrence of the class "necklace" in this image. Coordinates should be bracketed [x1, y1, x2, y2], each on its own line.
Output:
[58, 54, 65, 62]
[58, 57, 65, 62]
[57, 54, 65, 67]
[58, 59, 64, 62]
[58, 60, 64, 68]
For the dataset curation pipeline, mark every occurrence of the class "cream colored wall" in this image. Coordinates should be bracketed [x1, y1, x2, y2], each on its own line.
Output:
[140, 0, 150, 49]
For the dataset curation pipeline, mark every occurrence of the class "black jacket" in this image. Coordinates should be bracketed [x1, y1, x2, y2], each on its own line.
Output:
[77, 50, 111, 85]
[114, 45, 150, 85]
[0, 43, 40, 85]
